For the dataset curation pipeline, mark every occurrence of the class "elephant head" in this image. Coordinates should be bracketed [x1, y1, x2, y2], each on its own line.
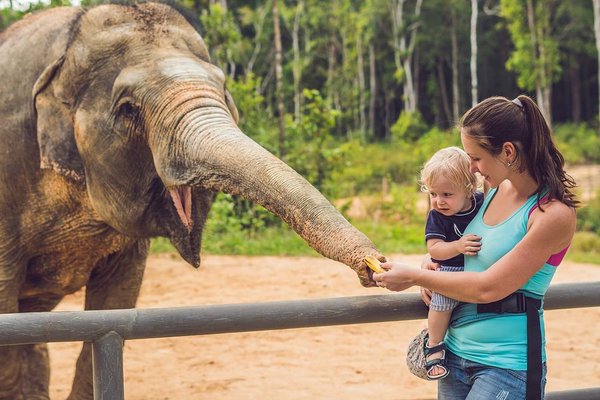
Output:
[31, 3, 382, 286]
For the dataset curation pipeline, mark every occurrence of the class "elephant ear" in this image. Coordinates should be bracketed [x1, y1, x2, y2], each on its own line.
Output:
[225, 89, 239, 125]
[32, 56, 85, 183]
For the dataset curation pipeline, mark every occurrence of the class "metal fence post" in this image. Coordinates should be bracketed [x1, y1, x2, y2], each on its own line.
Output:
[92, 331, 124, 400]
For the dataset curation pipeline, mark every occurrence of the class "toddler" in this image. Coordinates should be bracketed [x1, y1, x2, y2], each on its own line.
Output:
[420, 147, 484, 379]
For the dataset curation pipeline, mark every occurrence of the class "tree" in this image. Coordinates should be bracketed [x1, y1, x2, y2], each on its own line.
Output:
[470, 0, 479, 106]
[451, 1, 460, 120]
[501, 0, 561, 123]
[389, 0, 423, 113]
[291, 0, 303, 122]
[594, 0, 600, 128]
[199, 4, 242, 79]
[272, 0, 286, 158]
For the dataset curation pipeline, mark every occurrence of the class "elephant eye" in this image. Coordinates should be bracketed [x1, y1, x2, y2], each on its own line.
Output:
[118, 101, 139, 120]
[112, 99, 142, 138]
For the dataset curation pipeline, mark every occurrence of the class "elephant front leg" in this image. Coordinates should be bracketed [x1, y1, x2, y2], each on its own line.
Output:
[67, 240, 149, 400]
[0, 346, 25, 400]
[0, 343, 51, 400]
[0, 266, 30, 400]
[13, 296, 66, 400]
[19, 344, 51, 400]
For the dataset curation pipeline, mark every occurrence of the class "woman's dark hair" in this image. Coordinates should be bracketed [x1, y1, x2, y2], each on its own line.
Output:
[460, 95, 579, 209]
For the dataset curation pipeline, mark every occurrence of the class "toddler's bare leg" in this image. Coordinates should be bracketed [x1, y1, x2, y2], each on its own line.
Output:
[426, 309, 452, 377]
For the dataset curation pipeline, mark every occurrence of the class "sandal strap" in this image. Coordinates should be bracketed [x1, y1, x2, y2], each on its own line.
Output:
[426, 362, 450, 380]
[425, 354, 446, 368]
[424, 341, 447, 356]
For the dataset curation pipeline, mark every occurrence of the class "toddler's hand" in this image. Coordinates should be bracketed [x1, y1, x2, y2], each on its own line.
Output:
[455, 234, 481, 256]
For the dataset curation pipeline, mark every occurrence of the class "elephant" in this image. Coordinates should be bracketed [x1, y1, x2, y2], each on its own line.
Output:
[0, 2, 383, 399]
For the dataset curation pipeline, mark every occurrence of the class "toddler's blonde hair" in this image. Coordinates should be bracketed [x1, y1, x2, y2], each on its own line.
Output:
[420, 147, 477, 194]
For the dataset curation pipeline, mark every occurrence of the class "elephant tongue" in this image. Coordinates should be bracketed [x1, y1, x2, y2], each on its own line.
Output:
[168, 186, 193, 231]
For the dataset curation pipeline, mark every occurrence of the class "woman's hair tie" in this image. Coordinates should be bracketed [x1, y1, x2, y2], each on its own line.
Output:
[512, 98, 523, 108]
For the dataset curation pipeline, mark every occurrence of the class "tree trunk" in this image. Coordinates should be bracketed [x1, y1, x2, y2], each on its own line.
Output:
[393, 0, 423, 113]
[414, 46, 420, 111]
[327, 43, 336, 102]
[594, 0, 600, 129]
[272, 0, 286, 158]
[292, 1, 303, 123]
[369, 44, 377, 137]
[569, 62, 582, 122]
[470, 0, 479, 107]
[451, 6, 460, 121]
[357, 34, 366, 140]
[246, 5, 269, 74]
[526, 0, 551, 124]
[437, 60, 452, 126]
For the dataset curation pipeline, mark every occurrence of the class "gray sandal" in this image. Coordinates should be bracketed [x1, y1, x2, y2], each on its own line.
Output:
[424, 340, 449, 380]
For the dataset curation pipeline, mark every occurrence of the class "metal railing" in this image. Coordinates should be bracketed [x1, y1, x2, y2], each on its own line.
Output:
[0, 281, 598, 399]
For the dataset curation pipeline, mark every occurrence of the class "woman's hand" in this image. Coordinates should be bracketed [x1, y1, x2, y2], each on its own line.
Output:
[420, 255, 439, 306]
[372, 261, 416, 292]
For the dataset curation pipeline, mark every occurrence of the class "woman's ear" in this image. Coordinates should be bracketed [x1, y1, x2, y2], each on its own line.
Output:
[502, 142, 517, 164]
[224, 89, 239, 125]
[32, 57, 85, 182]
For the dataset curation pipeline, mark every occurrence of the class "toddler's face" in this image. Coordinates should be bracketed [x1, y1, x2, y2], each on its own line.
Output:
[427, 177, 472, 216]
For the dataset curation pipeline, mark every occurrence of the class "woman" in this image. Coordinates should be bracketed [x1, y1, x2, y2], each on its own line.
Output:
[373, 95, 578, 399]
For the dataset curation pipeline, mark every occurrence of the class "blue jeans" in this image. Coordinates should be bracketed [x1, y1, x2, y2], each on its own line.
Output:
[438, 350, 547, 400]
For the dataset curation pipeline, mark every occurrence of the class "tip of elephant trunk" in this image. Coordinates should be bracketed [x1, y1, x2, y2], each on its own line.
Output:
[358, 253, 386, 287]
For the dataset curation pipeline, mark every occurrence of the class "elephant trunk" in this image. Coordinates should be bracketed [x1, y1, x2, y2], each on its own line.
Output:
[154, 107, 382, 286]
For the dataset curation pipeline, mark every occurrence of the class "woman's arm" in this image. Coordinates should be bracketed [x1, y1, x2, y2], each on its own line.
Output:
[376, 202, 575, 303]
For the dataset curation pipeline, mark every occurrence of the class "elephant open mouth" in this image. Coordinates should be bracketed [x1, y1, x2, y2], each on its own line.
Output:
[168, 186, 193, 230]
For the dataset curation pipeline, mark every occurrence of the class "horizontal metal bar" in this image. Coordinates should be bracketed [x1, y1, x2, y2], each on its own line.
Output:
[546, 387, 600, 399]
[0, 281, 597, 345]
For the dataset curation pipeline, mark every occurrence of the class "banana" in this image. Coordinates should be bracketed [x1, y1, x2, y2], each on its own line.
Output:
[364, 255, 385, 274]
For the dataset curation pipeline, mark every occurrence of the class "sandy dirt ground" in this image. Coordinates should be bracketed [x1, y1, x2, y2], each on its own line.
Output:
[46, 253, 600, 399]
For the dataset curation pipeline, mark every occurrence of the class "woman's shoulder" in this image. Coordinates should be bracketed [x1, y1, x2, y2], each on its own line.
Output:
[528, 199, 576, 237]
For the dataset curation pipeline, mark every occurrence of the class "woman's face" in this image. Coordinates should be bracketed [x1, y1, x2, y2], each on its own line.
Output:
[460, 129, 507, 188]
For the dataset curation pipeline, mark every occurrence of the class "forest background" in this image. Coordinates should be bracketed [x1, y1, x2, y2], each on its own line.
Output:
[2, 0, 600, 263]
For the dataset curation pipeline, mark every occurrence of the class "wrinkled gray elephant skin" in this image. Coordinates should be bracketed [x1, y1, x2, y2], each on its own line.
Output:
[0, 3, 383, 399]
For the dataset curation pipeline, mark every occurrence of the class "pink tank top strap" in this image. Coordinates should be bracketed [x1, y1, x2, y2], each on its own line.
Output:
[528, 195, 569, 267]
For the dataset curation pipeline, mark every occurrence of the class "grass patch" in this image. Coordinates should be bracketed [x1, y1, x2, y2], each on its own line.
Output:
[149, 219, 426, 257]
[566, 231, 600, 265]
[150, 222, 600, 266]
[150, 226, 320, 256]
[351, 220, 426, 255]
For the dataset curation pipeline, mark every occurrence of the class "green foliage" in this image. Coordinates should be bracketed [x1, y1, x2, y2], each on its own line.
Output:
[0, 1, 49, 29]
[367, 184, 424, 225]
[286, 89, 340, 193]
[412, 127, 462, 162]
[149, 237, 175, 253]
[327, 140, 418, 197]
[577, 188, 600, 234]
[501, 0, 562, 91]
[227, 72, 278, 152]
[200, 4, 242, 71]
[353, 220, 425, 255]
[568, 232, 600, 264]
[206, 193, 282, 235]
[553, 123, 600, 164]
[390, 111, 428, 142]
[328, 126, 461, 198]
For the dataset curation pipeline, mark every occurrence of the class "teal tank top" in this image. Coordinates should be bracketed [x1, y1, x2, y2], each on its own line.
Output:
[445, 187, 558, 370]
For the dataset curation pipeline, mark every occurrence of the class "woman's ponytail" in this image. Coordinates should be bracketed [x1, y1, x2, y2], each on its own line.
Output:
[461, 95, 579, 209]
